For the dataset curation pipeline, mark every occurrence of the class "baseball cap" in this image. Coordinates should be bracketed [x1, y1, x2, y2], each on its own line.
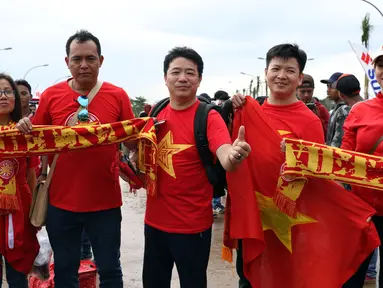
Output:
[320, 72, 343, 84]
[331, 74, 361, 97]
[372, 45, 383, 64]
[297, 74, 315, 89]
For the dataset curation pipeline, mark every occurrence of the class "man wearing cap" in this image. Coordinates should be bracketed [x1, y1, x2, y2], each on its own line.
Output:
[320, 72, 343, 112]
[297, 74, 330, 135]
[320, 72, 349, 147]
[333, 74, 363, 108]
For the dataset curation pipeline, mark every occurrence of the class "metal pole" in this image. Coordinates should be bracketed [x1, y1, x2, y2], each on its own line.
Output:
[53, 75, 71, 84]
[361, 0, 383, 18]
[24, 64, 49, 79]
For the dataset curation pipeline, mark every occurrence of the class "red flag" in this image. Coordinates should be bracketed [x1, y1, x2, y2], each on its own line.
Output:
[224, 97, 379, 287]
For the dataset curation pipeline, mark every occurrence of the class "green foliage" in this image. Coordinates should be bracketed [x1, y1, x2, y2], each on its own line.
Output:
[131, 96, 148, 117]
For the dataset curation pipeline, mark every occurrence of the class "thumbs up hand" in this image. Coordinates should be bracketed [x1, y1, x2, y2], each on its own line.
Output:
[230, 126, 251, 164]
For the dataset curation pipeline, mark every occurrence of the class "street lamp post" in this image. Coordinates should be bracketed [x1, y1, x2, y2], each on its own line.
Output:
[24, 64, 49, 79]
[0, 47, 12, 51]
[361, 0, 383, 18]
[53, 75, 71, 84]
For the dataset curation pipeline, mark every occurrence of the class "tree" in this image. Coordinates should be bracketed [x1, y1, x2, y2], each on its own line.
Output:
[131, 96, 148, 117]
[361, 13, 374, 99]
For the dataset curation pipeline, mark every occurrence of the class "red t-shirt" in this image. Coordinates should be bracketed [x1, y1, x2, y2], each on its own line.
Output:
[145, 101, 232, 234]
[262, 100, 325, 143]
[341, 93, 383, 214]
[32, 80, 134, 212]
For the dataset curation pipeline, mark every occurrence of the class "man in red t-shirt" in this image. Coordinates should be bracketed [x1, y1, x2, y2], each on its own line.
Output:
[231, 44, 324, 288]
[142, 47, 251, 288]
[17, 30, 134, 287]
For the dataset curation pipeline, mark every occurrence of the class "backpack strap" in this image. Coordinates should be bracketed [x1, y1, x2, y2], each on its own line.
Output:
[194, 102, 222, 186]
[149, 97, 170, 117]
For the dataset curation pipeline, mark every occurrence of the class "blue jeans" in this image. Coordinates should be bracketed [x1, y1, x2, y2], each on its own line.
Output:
[0, 257, 27, 288]
[212, 197, 222, 209]
[46, 204, 123, 288]
[367, 248, 378, 278]
[81, 230, 93, 260]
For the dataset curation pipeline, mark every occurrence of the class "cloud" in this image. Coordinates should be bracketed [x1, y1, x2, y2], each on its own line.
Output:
[1, 0, 382, 103]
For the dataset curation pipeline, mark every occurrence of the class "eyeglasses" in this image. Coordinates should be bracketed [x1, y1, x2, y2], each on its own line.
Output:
[0, 90, 15, 98]
[77, 95, 89, 122]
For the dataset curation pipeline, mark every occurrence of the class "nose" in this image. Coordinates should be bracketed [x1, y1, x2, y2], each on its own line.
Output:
[80, 59, 88, 69]
[277, 70, 287, 79]
[178, 72, 188, 82]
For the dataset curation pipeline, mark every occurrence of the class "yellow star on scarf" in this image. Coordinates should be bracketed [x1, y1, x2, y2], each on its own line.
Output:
[256, 192, 317, 252]
[157, 131, 193, 178]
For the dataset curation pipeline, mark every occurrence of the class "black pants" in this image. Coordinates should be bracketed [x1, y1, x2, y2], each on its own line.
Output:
[236, 240, 252, 288]
[46, 204, 123, 288]
[143, 224, 212, 288]
[343, 215, 383, 288]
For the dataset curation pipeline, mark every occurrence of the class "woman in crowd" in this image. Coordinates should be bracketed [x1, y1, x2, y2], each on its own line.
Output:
[341, 48, 383, 288]
[0, 73, 39, 287]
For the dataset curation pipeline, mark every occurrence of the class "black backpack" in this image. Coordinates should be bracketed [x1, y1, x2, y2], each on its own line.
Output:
[149, 96, 232, 198]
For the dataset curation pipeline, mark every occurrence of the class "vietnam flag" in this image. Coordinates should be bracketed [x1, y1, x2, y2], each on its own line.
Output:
[224, 97, 379, 287]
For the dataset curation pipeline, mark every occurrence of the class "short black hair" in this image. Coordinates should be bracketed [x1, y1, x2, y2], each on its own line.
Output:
[266, 44, 307, 73]
[0, 73, 23, 122]
[214, 90, 230, 101]
[66, 30, 102, 57]
[163, 47, 204, 77]
[15, 79, 32, 94]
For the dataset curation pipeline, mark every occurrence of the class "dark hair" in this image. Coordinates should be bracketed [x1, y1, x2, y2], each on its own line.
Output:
[0, 73, 23, 122]
[266, 44, 307, 73]
[198, 93, 212, 103]
[214, 90, 230, 101]
[15, 79, 32, 94]
[66, 30, 102, 57]
[163, 47, 204, 77]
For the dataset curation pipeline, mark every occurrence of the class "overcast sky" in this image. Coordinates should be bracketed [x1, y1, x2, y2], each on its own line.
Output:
[1, 0, 383, 102]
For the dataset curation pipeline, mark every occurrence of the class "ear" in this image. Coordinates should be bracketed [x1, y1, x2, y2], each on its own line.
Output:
[65, 56, 69, 68]
[198, 75, 202, 87]
[264, 68, 267, 78]
[164, 74, 168, 87]
[99, 55, 104, 67]
[298, 73, 304, 86]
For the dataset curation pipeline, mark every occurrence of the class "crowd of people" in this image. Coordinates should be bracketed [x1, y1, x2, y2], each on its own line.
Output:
[0, 28, 382, 288]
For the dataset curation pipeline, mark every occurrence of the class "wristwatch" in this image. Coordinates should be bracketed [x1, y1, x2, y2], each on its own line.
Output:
[41, 172, 48, 177]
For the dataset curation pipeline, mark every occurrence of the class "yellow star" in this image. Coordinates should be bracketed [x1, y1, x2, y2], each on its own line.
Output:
[157, 131, 193, 178]
[256, 192, 317, 252]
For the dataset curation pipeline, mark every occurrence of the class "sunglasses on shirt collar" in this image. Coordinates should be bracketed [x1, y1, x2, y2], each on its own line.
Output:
[77, 95, 89, 122]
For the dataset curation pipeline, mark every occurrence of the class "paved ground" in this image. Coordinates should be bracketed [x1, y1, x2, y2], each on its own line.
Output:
[1, 184, 377, 287]
[121, 188, 237, 288]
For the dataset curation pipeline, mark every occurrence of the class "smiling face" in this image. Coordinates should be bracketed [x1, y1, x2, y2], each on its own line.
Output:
[0, 79, 15, 117]
[265, 57, 303, 101]
[164, 57, 201, 101]
[65, 40, 104, 88]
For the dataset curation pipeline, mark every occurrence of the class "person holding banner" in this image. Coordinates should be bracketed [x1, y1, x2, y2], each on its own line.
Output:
[17, 30, 135, 287]
[0, 73, 39, 287]
[342, 46, 383, 288]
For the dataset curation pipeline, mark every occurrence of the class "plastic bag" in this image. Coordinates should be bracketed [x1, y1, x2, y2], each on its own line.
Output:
[31, 227, 52, 280]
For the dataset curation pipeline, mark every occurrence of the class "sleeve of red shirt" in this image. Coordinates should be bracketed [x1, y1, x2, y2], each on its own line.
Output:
[32, 91, 51, 125]
[207, 110, 232, 154]
[341, 109, 357, 151]
[302, 118, 325, 144]
[118, 89, 134, 121]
